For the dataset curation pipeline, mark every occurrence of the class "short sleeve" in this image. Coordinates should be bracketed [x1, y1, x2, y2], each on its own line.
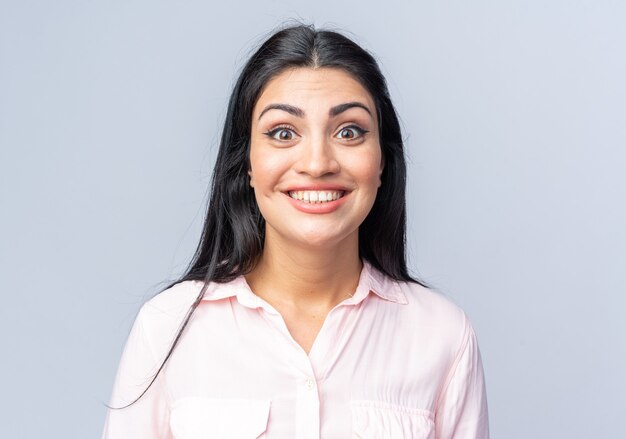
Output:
[102, 304, 172, 439]
[435, 315, 490, 439]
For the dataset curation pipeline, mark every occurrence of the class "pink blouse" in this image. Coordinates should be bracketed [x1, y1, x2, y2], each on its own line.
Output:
[102, 261, 489, 438]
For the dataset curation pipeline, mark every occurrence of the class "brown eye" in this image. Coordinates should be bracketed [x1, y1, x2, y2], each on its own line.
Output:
[339, 128, 355, 139]
[266, 127, 297, 141]
[278, 129, 293, 140]
[336, 125, 367, 140]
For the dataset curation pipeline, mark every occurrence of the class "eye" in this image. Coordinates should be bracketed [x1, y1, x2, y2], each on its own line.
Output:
[336, 125, 368, 140]
[265, 126, 298, 141]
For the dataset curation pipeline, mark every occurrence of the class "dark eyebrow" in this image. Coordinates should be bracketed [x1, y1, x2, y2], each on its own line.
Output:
[329, 101, 373, 118]
[257, 101, 373, 121]
[258, 104, 304, 121]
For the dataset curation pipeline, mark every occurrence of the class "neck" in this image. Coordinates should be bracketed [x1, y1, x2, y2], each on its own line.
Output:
[245, 231, 363, 312]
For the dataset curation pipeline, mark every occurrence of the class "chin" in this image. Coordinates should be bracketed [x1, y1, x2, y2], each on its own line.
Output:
[299, 237, 342, 249]
[289, 228, 356, 250]
[264, 220, 360, 251]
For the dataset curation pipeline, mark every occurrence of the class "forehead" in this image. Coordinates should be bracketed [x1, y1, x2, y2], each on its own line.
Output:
[253, 67, 375, 116]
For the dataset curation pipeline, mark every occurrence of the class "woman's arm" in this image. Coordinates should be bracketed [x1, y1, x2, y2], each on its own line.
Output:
[435, 315, 490, 439]
[102, 304, 172, 439]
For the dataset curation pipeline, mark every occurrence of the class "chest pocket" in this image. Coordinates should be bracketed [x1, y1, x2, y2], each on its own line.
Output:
[170, 397, 270, 439]
[350, 400, 435, 439]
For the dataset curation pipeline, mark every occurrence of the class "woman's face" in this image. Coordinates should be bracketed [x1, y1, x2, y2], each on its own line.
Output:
[249, 67, 383, 250]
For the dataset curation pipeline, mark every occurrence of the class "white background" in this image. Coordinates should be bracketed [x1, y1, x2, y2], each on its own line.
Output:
[1, 1, 624, 437]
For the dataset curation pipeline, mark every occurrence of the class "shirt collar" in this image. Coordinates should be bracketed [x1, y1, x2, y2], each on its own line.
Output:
[346, 260, 408, 305]
[200, 260, 408, 310]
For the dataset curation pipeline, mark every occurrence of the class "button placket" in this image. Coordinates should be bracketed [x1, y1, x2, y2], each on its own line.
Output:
[255, 299, 327, 438]
[296, 369, 320, 439]
[305, 377, 315, 390]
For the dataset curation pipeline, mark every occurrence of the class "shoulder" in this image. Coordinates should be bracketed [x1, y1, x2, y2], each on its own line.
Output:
[142, 280, 206, 317]
[398, 280, 466, 323]
[390, 279, 472, 350]
[132, 280, 206, 348]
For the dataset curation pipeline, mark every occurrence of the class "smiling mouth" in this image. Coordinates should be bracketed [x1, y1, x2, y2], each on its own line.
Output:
[287, 190, 346, 204]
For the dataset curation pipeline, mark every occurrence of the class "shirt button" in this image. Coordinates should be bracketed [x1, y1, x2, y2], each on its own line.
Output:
[305, 378, 315, 390]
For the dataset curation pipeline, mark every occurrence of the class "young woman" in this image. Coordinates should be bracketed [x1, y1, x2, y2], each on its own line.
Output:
[103, 24, 489, 439]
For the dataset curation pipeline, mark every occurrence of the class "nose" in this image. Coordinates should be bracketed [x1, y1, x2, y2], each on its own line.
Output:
[293, 135, 340, 177]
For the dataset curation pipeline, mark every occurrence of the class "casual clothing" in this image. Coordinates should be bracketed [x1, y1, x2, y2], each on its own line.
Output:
[103, 261, 489, 438]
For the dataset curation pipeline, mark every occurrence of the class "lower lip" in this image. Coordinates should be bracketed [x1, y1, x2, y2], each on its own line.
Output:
[285, 192, 349, 214]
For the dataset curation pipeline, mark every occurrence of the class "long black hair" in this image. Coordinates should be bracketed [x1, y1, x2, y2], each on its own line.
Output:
[116, 23, 426, 408]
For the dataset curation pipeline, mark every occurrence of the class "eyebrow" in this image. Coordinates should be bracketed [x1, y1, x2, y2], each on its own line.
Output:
[257, 101, 373, 121]
[329, 101, 373, 118]
[258, 103, 304, 120]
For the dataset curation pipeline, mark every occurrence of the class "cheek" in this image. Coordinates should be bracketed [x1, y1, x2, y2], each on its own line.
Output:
[351, 150, 383, 187]
[249, 149, 288, 190]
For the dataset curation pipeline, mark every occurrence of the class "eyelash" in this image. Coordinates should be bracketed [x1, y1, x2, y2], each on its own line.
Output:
[263, 124, 369, 141]
[263, 124, 297, 140]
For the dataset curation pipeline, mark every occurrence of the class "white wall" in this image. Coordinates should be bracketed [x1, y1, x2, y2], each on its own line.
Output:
[1, 1, 624, 437]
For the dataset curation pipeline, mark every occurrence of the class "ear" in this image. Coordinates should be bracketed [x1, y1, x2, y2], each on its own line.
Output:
[378, 154, 385, 187]
[248, 169, 254, 188]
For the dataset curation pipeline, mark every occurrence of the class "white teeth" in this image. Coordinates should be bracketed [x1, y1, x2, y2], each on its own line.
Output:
[288, 190, 345, 204]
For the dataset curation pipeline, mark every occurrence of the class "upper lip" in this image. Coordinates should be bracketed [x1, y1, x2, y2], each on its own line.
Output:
[283, 185, 350, 192]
